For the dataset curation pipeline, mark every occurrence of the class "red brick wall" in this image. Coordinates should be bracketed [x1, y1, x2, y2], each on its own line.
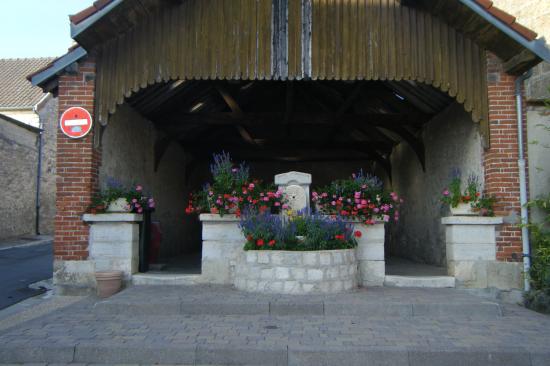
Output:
[485, 53, 526, 262]
[54, 58, 101, 261]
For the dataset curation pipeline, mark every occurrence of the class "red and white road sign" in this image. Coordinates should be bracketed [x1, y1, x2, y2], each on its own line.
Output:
[59, 107, 93, 139]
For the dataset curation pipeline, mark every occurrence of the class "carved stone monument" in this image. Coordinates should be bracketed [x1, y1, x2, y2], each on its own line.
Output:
[274, 171, 312, 213]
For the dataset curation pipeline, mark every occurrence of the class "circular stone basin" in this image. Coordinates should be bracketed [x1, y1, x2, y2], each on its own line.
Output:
[234, 249, 357, 294]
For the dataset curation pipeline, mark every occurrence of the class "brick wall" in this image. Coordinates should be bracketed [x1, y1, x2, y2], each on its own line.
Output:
[55, 58, 100, 261]
[485, 53, 526, 262]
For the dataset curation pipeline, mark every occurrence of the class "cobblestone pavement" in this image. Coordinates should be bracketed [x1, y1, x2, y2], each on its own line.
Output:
[0, 285, 549, 365]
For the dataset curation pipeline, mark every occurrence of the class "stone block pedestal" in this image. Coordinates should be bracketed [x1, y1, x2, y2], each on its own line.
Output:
[441, 216, 522, 290]
[235, 249, 357, 294]
[354, 222, 385, 286]
[200, 214, 244, 284]
[83, 213, 142, 282]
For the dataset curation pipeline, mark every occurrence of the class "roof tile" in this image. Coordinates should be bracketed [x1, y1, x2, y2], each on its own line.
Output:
[0, 58, 54, 109]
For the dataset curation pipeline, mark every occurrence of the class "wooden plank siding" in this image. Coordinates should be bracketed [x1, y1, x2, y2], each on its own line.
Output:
[95, 0, 488, 140]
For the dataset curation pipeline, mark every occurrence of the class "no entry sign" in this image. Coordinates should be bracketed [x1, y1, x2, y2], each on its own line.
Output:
[59, 107, 93, 139]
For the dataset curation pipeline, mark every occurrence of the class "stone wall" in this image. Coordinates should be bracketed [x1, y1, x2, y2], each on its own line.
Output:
[493, 1, 550, 226]
[492, 0, 550, 101]
[99, 104, 189, 259]
[0, 115, 39, 240]
[390, 103, 484, 266]
[0, 98, 57, 240]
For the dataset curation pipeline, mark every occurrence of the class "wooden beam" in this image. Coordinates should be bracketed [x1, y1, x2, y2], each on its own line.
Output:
[503, 49, 541, 76]
[377, 125, 426, 171]
[179, 141, 393, 153]
[158, 112, 421, 127]
[215, 85, 258, 145]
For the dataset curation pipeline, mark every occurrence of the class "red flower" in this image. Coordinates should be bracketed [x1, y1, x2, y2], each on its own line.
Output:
[246, 235, 253, 241]
[475, 192, 481, 197]
[256, 239, 264, 246]
[354, 230, 362, 238]
[268, 239, 276, 246]
[335, 234, 345, 241]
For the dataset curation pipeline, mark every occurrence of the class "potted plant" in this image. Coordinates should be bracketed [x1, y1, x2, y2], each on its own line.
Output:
[440, 170, 495, 216]
[185, 152, 285, 217]
[311, 170, 402, 225]
[88, 178, 156, 214]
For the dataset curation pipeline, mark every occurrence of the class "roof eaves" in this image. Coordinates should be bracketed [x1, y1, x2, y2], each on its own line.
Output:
[0, 113, 42, 133]
[70, 0, 124, 42]
[29, 47, 88, 88]
[460, 0, 550, 64]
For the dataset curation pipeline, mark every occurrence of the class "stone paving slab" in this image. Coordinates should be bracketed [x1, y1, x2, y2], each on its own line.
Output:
[94, 285, 504, 318]
[0, 286, 549, 365]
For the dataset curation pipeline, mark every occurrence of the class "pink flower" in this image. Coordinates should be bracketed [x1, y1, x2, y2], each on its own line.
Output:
[209, 191, 214, 196]
[331, 201, 336, 206]
[248, 183, 255, 190]
[442, 189, 450, 196]
[263, 197, 269, 202]
[354, 192, 361, 199]
[132, 198, 138, 203]
[232, 168, 238, 173]
[275, 202, 281, 207]
[361, 199, 367, 205]
[136, 185, 143, 192]
[321, 192, 328, 198]
[383, 215, 390, 222]
[148, 202, 155, 208]
[137, 207, 143, 213]
[282, 204, 289, 209]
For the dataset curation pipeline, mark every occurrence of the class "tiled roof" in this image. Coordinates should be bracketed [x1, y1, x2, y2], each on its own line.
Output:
[69, 0, 114, 25]
[475, 0, 538, 40]
[0, 58, 55, 109]
[69, 0, 538, 41]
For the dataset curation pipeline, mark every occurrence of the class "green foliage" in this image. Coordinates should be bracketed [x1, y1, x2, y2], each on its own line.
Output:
[526, 194, 550, 288]
[472, 196, 497, 217]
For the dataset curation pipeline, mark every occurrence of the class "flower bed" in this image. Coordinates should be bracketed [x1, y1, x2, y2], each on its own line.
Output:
[234, 249, 357, 294]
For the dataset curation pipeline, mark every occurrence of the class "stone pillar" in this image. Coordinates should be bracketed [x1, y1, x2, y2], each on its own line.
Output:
[83, 213, 143, 283]
[200, 214, 244, 284]
[443, 216, 522, 290]
[355, 222, 385, 287]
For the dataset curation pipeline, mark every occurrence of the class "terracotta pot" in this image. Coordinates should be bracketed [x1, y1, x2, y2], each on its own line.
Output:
[95, 271, 123, 298]
[450, 202, 475, 216]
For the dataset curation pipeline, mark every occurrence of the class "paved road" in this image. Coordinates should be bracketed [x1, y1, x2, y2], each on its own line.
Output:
[0, 286, 549, 365]
[0, 242, 52, 310]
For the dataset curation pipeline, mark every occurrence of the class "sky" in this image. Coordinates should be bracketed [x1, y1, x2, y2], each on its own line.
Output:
[0, 0, 93, 58]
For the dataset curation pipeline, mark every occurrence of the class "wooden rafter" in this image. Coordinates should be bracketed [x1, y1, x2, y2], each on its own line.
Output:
[215, 85, 258, 146]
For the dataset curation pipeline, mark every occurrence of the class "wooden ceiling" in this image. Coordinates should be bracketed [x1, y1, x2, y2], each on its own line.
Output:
[126, 79, 453, 176]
